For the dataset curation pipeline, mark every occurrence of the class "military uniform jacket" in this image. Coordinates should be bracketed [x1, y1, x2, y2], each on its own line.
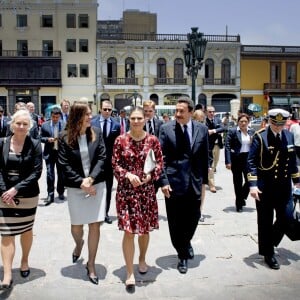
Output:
[247, 127, 300, 188]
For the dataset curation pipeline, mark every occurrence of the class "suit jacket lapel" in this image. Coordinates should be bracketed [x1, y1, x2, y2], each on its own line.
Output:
[3, 136, 11, 165]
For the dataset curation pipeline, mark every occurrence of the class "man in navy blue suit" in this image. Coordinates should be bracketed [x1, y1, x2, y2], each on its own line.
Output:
[41, 107, 65, 205]
[0, 106, 9, 138]
[91, 100, 120, 223]
[159, 97, 209, 274]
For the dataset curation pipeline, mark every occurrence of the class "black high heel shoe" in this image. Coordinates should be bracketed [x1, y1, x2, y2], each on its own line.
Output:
[72, 240, 84, 263]
[0, 279, 13, 290]
[20, 269, 30, 278]
[86, 263, 99, 285]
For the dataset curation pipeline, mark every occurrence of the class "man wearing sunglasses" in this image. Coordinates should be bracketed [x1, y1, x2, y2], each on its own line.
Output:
[91, 100, 120, 224]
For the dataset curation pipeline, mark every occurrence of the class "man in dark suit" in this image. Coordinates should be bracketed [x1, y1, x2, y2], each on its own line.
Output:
[114, 108, 129, 135]
[159, 97, 209, 274]
[40, 107, 65, 205]
[0, 106, 9, 138]
[91, 100, 120, 224]
[26, 102, 40, 125]
[205, 106, 224, 193]
[248, 108, 300, 270]
[143, 100, 163, 137]
[6, 102, 40, 139]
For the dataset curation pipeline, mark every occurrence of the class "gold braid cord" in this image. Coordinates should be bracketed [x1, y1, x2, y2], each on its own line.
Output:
[256, 132, 280, 171]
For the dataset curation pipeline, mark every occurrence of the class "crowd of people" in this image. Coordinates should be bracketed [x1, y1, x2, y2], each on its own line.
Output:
[0, 97, 299, 293]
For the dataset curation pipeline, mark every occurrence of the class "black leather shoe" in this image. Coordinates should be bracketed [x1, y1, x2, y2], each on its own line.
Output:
[86, 264, 99, 285]
[264, 255, 280, 270]
[20, 269, 30, 278]
[236, 207, 243, 212]
[58, 194, 65, 200]
[44, 196, 54, 206]
[105, 215, 112, 224]
[72, 240, 84, 263]
[0, 279, 13, 290]
[187, 246, 194, 259]
[177, 259, 188, 274]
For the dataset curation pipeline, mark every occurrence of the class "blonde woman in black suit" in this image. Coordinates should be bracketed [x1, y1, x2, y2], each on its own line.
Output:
[0, 109, 42, 289]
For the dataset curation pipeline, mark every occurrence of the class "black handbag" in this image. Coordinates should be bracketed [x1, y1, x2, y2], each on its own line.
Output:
[285, 190, 300, 241]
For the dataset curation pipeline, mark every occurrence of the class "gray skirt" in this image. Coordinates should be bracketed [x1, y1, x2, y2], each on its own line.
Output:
[0, 196, 39, 236]
[67, 182, 106, 225]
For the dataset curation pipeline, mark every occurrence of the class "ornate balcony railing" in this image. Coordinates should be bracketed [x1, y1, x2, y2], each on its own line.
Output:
[203, 78, 236, 85]
[103, 77, 138, 85]
[154, 78, 187, 85]
[264, 82, 300, 91]
[97, 32, 240, 43]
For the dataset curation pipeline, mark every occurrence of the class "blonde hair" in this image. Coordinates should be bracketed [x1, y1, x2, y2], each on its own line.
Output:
[193, 109, 206, 123]
[10, 109, 33, 133]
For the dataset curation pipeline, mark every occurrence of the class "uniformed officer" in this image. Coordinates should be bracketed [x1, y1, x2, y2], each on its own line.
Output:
[247, 108, 300, 270]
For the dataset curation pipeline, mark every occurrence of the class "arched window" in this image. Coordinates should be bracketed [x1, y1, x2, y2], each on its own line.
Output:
[204, 58, 214, 84]
[221, 59, 231, 84]
[107, 57, 117, 84]
[157, 58, 166, 84]
[125, 57, 135, 84]
[174, 58, 184, 84]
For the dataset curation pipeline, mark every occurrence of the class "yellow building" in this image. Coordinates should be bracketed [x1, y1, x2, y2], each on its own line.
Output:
[241, 45, 300, 116]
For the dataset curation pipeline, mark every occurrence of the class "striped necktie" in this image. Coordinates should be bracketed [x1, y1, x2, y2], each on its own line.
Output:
[148, 120, 154, 135]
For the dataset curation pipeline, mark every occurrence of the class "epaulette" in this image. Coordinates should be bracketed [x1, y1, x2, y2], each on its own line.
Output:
[253, 127, 266, 135]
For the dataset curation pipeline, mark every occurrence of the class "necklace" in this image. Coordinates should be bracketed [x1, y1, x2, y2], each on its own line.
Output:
[129, 131, 146, 141]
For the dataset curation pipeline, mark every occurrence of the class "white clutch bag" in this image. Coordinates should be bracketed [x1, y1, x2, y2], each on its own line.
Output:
[143, 149, 156, 174]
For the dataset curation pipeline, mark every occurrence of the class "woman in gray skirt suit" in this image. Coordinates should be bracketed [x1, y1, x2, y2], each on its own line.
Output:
[58, 101, 106, 285]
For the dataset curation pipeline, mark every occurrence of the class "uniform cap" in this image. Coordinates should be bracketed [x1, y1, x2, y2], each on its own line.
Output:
[268, 108, 289, 125]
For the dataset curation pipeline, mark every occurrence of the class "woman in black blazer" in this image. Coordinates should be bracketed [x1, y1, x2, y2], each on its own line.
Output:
[225, 113, 255, 212]
[0, 109, 42, 289]
[58, 101, 106, 285]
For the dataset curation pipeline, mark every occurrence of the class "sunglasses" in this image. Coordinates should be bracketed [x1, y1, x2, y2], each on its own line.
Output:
[207, 111, 215, 113]
[103, 108, 112, 112]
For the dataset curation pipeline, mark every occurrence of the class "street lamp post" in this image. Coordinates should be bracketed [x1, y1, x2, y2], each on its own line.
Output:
[183, 27, 207, 104]
[132, 90, 138, 107]
[287, 93, 291, 112]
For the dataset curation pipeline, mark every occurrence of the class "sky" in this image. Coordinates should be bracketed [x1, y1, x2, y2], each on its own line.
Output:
[98, 0, 300, 46]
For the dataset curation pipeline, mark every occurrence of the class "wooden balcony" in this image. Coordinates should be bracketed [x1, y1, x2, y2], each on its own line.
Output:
[0, 50, 61, 58]
[0, 50, 62, 87]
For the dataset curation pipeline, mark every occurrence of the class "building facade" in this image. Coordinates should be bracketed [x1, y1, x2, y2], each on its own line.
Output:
[0, 0, 97, 115]
[96, 31, 241, 114]
[241, 45, 300, 116]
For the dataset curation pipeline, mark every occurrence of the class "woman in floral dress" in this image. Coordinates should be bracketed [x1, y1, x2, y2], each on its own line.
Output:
[112, 107, 163, 293]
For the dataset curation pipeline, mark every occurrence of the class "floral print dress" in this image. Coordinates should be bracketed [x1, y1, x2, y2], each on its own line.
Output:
[112, 133, 163, 235]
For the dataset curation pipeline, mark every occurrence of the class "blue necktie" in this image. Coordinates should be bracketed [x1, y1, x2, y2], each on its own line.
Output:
[103, 119, 107, 138]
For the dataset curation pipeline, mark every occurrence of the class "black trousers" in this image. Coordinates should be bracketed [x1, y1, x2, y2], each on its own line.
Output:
[231, 153, 249, 209]
[165, 188, 200, 259]
[256, 182, 291, 256]
[45, 151, 64, 196]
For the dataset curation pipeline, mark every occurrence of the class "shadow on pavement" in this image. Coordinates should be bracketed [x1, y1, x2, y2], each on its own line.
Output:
[61, 259, 107, 282]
